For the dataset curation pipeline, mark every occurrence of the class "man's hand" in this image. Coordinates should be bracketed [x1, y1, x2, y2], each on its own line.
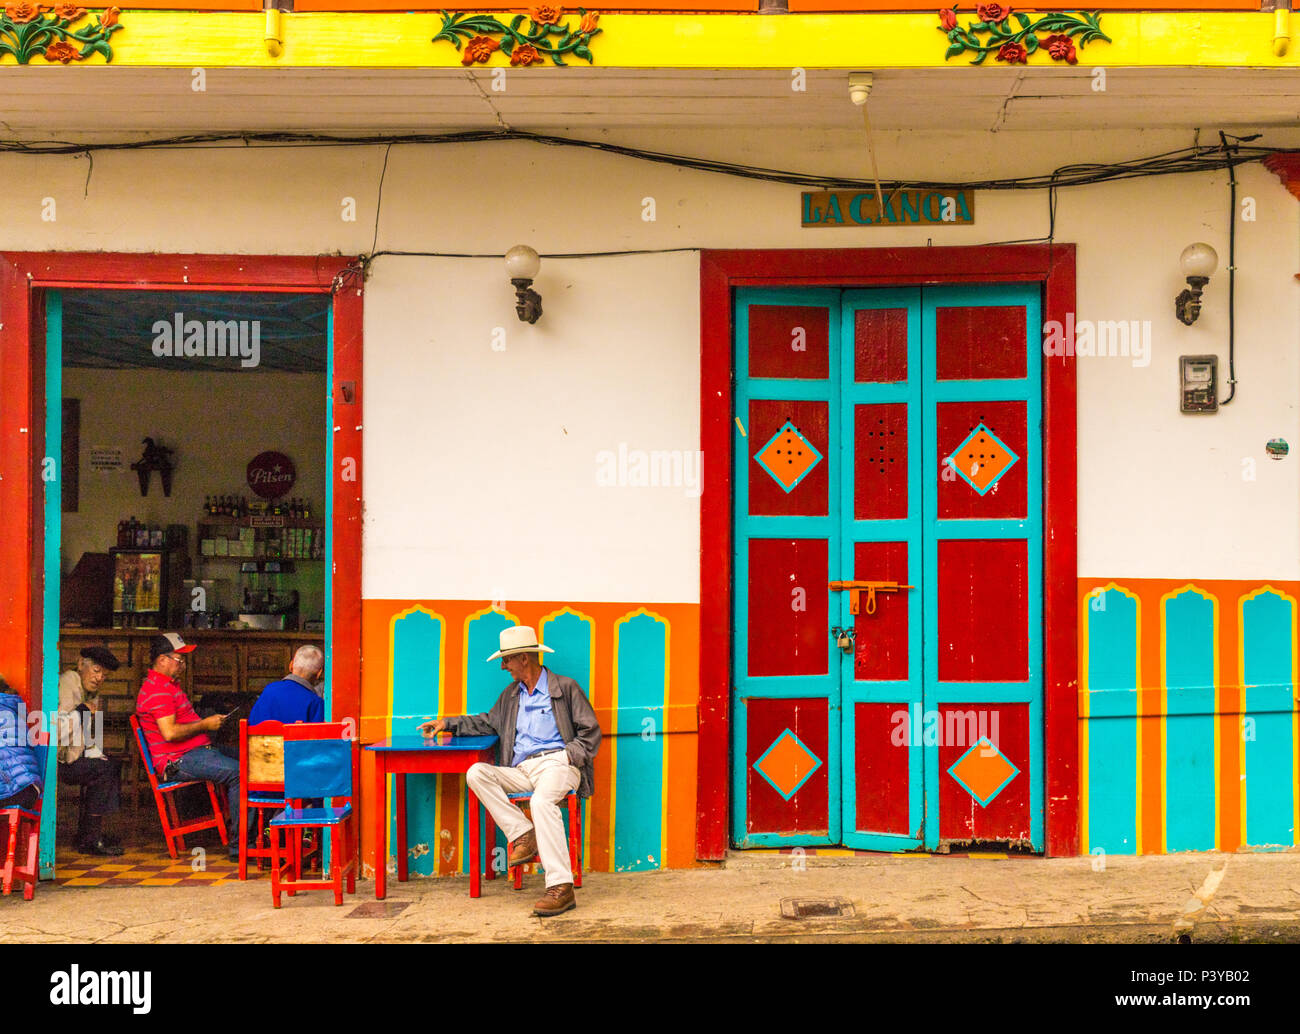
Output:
[418, 718, 448, 737]
[200, 714, 225, 733]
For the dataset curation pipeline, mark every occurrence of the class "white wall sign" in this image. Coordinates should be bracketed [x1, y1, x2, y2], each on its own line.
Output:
[89, 447, 124, 473]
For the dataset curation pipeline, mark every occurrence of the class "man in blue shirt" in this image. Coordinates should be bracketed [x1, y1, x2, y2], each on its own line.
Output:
[249, 645, 325, 726]
[420, 625, 601, 917]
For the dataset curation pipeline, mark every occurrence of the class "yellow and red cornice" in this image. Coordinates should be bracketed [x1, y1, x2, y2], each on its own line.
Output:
[4, 9, 1299, 68]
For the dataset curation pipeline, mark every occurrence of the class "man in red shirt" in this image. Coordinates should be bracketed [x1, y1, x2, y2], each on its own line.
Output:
[135, 632, 244, 858]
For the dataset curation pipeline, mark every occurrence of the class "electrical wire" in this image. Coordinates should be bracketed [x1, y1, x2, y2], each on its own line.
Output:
[0, 128, 1287, 193]
[37, 127, 1251, 293]
[1218, 130, 1249, 405]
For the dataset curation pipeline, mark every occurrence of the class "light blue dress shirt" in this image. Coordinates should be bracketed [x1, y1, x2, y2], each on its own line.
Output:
[511, 668, 567, 766]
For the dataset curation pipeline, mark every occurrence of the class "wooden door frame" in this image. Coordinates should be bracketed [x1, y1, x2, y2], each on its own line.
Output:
[697, 244, 1078, 860]
[0, 251, 363, 733]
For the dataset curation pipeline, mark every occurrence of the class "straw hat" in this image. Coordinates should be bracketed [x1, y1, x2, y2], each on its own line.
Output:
[486, 625, 555, 662]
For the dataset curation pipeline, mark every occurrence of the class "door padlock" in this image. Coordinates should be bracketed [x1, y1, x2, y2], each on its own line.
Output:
[830, 626, 856, 654]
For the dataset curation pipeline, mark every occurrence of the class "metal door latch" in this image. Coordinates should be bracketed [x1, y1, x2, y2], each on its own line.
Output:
[828, 580, 914, 615]
[830, 626, 856, 654]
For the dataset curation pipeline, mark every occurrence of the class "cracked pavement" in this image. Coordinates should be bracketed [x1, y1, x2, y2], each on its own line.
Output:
[3, 851, 1299, 943]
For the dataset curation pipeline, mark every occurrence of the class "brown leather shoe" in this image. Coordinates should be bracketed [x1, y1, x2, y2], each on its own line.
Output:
[533, 882, 575, 917]
[507, 829, 537, 866]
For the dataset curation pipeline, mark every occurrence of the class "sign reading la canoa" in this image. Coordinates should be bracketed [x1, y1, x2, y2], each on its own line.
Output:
[802, 189, 975, 227]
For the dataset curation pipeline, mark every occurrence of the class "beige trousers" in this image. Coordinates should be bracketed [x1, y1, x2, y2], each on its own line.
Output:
[466, 752, 580, 888]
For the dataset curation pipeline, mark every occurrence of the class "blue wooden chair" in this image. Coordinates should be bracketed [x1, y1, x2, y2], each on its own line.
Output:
[268, 722, 358, 907]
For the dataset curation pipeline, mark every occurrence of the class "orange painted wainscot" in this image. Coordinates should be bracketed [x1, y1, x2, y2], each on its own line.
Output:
[1078, 577, 1300, 857]
[358, 598, 703, 882]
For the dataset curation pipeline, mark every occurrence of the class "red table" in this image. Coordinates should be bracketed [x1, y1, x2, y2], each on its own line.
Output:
[365, 734, 499, 899]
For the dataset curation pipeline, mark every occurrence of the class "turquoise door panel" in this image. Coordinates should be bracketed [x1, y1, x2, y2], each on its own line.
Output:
[733, 284, 1045, 853]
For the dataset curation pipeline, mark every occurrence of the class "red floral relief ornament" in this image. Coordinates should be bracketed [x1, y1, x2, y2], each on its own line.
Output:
[937, 5, 1109, 65]
[0, 3, 122, 63]
[435, 7, 602, 66]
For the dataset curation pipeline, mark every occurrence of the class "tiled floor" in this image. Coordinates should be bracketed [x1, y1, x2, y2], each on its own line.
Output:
[55, 847, 247, 887]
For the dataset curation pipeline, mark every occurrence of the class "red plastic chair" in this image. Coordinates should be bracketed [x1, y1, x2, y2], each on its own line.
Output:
[269, 722, 358, 907]
[1, 731, 48, 900]
[486, 790, 582, 891]
[129, 714, 228, 859]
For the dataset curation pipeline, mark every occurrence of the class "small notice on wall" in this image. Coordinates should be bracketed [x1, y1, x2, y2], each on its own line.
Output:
[802, 189, 974, 227]
[89, 447, 124, 473]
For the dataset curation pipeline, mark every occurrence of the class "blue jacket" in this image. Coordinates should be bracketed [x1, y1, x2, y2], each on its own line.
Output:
[250, 676, 324, 727]
[0, 693, 43, 802]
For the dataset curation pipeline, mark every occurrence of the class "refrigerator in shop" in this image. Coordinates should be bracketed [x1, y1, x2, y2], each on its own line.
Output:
[109, 548, 182, 629]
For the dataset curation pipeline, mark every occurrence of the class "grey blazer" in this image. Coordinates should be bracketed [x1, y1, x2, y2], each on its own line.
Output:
[445, 668, 602, 798]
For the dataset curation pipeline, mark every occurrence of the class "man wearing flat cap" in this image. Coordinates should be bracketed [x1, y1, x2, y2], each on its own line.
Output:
[419, 625, 601, 917]
[57, 646, 126, 855]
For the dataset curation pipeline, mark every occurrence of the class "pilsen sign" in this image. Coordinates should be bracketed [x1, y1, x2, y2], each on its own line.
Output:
[246, 451, 296, 499]
[802, 189, 974, 227]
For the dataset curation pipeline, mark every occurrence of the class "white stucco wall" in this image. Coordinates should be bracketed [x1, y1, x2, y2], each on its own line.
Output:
[3, 126, 1297, 597]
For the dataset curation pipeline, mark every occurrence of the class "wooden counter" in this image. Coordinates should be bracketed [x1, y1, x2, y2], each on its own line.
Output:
[58, 627, 325, 754]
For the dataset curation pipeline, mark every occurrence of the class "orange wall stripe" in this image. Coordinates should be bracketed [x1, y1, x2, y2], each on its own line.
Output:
[1139, 584, 1163, 855]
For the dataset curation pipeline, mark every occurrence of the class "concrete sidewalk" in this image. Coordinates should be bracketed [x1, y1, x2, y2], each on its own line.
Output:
[3, 851, 1298, 943]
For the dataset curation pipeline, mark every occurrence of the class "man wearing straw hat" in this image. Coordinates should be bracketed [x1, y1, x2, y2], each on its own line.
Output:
[419, 625, 601, 917]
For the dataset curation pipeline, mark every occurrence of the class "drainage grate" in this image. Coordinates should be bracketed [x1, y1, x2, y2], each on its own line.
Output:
[347, 901, 412, 919]
[780, 897, 854, 920]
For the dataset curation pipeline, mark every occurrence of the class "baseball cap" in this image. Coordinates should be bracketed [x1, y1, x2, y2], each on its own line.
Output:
[151, 632, 197, 663]
[80, 646, 121, 671]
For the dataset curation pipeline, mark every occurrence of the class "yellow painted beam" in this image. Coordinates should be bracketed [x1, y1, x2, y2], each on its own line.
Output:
[28, 11, 1300, 68]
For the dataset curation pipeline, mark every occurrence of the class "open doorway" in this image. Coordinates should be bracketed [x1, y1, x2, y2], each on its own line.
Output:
[47, 287, 330, 879]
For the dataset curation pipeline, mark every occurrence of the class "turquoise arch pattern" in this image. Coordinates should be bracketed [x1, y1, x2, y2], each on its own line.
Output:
[1241, 589, 1296, 848]
[1086, 587, 1139, 854]
[386, 604, 674, 878]
[388, 607, 445, 878]
[1163, 588, 1217, 852]
[613, 610, 667, 872]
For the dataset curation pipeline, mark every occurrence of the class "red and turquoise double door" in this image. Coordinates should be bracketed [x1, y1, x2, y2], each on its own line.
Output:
[732, 285, 1044, 851]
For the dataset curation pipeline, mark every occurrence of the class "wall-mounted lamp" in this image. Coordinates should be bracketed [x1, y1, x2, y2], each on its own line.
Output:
[505, 245, 542, 324]
[1175, 242, 1218, 326]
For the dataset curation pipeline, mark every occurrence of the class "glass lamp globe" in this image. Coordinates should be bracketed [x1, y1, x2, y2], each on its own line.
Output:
[505, 245, 541, 281]
[1179, 242, 1218, 280]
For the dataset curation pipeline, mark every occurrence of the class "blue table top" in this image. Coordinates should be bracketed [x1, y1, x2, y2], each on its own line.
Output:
[366, 735, 498, 752]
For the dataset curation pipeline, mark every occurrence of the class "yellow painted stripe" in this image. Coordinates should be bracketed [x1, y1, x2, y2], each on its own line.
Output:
[49, 12, 1300, 69]
[964, 852, 1008, 859]
[815, 848, 856, 857]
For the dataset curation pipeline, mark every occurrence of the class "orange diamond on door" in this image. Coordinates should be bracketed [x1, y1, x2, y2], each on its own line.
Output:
[753, 729, 823, 800]
[945, 423, 1018, 495]
[755, 421, 823, 494]
[947, 737, 1019, 807]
